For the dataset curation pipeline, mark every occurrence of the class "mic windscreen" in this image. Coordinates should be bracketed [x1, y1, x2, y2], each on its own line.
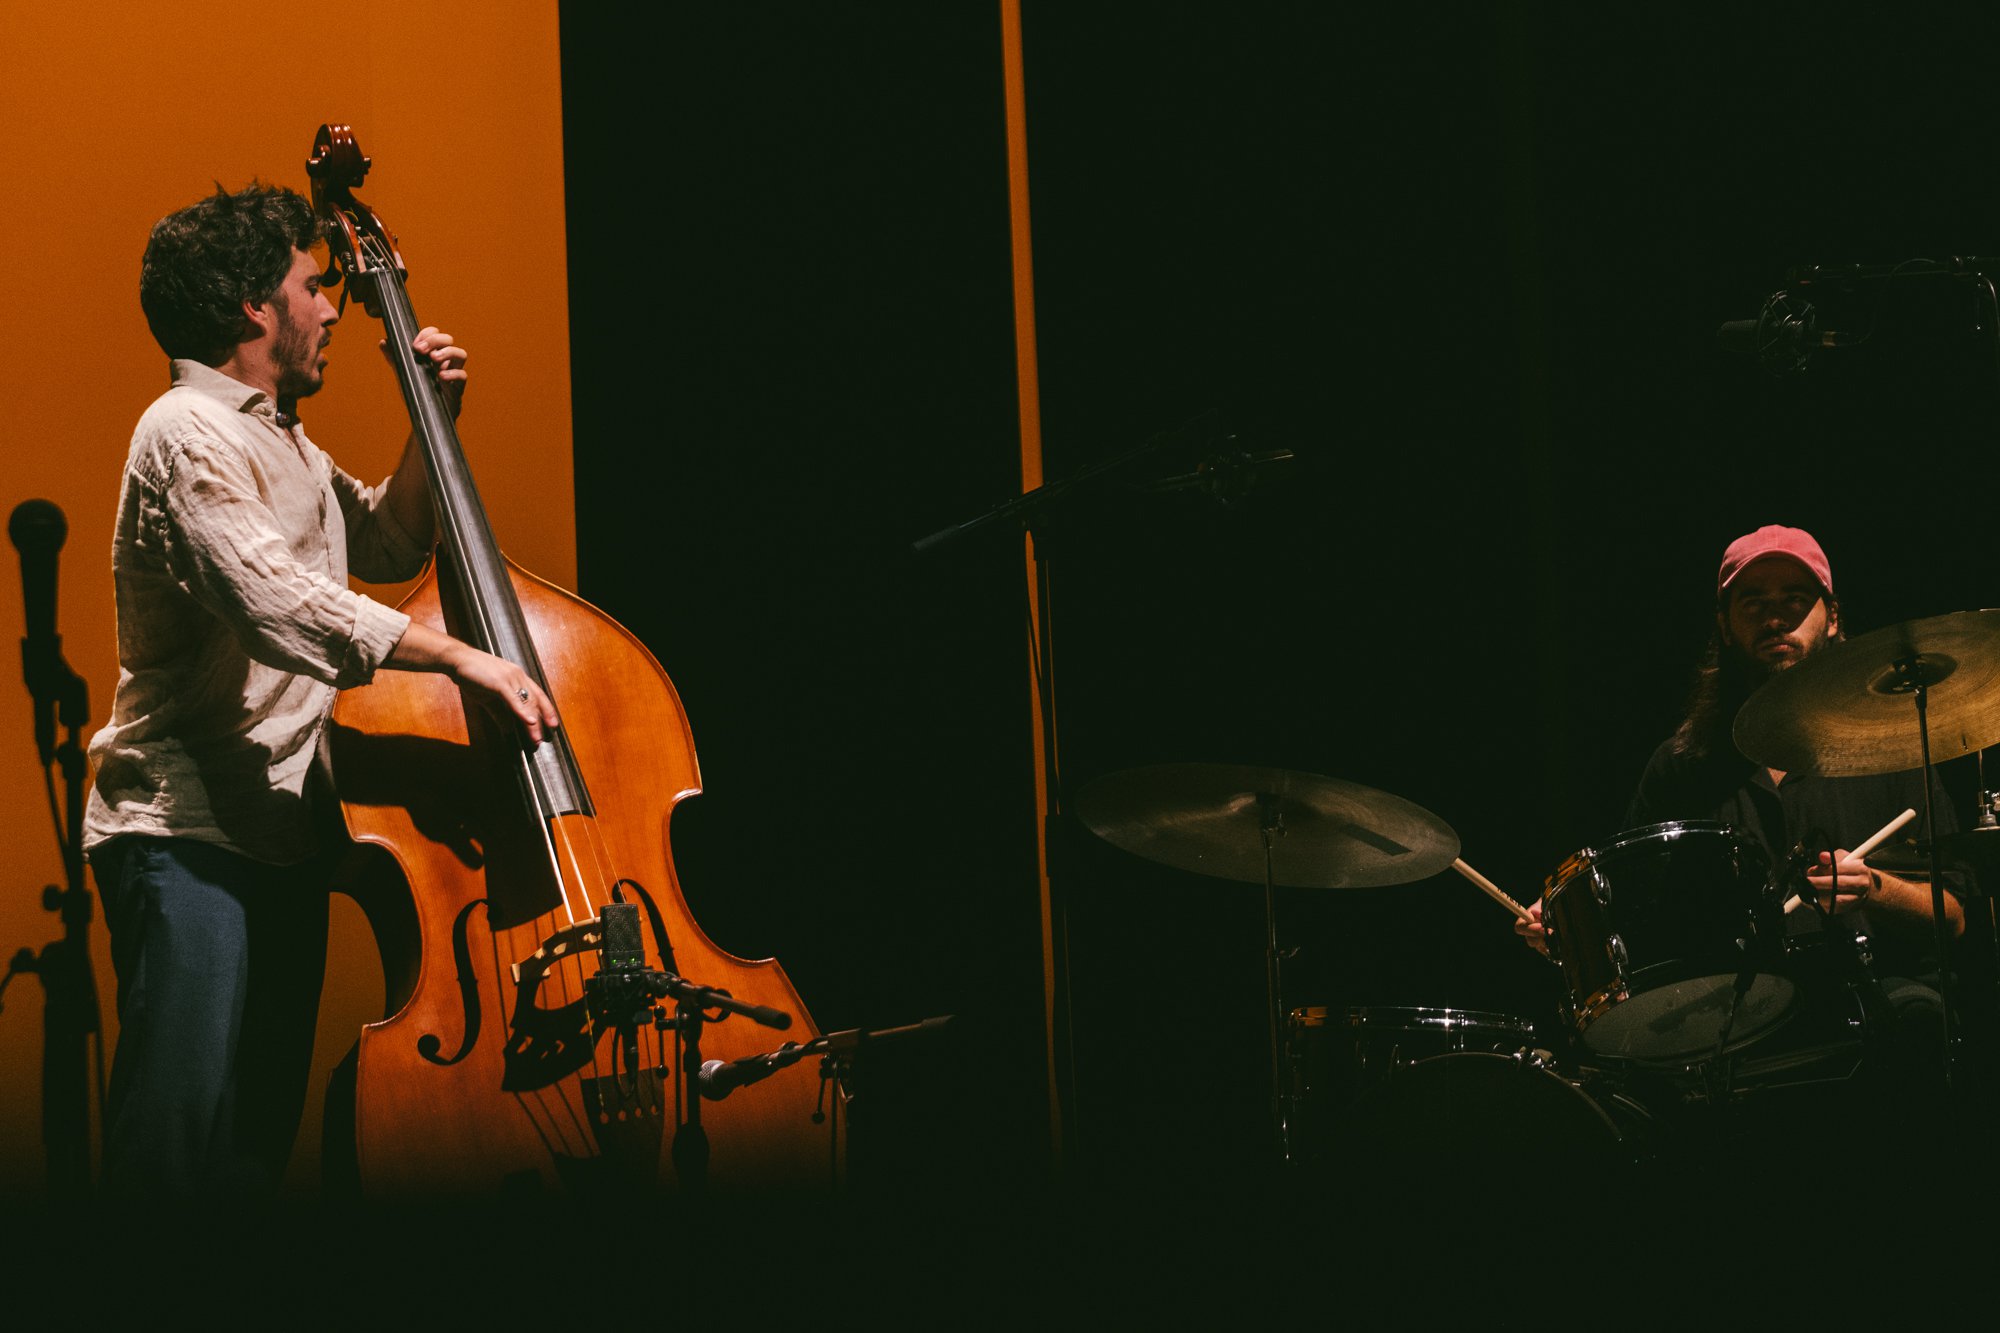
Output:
[9, 499, 66, 555]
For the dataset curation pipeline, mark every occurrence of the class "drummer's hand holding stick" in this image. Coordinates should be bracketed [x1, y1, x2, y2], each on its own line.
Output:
[1785, 807, 1916, 916]
[1452, 858, 1550, 956]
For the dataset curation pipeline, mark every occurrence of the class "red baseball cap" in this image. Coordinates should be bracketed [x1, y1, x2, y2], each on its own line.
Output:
[1717, 525, 1833, 598]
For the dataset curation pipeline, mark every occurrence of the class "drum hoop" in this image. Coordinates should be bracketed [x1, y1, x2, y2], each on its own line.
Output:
[1289, 1005, 1538, 1037]
[1548, 819, 1763, 896]
[1592, 819, 1746, 862]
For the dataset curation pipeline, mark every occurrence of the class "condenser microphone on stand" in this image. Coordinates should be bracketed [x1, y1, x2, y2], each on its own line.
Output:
[1715, 293, 1868, 376]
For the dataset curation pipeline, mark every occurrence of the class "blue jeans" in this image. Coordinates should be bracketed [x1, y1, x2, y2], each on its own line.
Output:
[93, 837, 328, 1197]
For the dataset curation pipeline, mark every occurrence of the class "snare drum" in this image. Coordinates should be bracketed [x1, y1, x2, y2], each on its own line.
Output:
[1543, 821, 1791, 1063]
[1285, 1006, 1542, 1164]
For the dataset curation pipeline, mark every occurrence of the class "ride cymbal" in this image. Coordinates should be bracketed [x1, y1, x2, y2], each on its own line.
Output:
[1072, 762, 1460, 888]
[1732, 609, 2000, 777]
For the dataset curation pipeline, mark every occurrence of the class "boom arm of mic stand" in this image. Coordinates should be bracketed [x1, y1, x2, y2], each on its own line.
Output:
[910, 411, 1223, 556]
[910, 437, 1164, 556]
[696, 1015, 956, 1102]
[648, 973, 792, 1030]
[1138, 447, 1296, 499]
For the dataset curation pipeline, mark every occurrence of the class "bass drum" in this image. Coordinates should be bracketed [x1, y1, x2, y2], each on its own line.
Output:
[1337, 1052, 1655, 1195]
[1286, 1006, 1546, 1167]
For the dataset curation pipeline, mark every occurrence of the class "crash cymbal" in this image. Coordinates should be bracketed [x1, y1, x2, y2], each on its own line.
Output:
[1072, 762, 1460, 888]
[1732, 609, 2000, 777]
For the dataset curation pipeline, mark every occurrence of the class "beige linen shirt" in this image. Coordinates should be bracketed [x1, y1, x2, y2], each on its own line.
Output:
[84, 360, 427, 865]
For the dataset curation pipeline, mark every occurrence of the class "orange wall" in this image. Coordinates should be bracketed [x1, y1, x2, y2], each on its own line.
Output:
[0, 3, 574, 1193]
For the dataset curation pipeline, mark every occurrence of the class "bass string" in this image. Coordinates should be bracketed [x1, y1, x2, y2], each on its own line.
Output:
[367, 223, 579, 922]
[350, 208, 676, 1134]
[522, 750, 582, 928]
[331, 209, 581, 1128]
[353, 229, 521, 694]
[550, 819, 602, 1088]
[577, 826, 679, 1108]
[481, 919, 593, 1157]
[551, 816, 639, 1097]
[349, 232, 593, 837]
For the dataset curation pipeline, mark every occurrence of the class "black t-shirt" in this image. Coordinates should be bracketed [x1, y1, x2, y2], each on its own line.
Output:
[1623, 738, 1959, 976]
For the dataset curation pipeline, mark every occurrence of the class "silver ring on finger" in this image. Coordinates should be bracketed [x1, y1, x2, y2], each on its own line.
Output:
[516, 688, 530, 702]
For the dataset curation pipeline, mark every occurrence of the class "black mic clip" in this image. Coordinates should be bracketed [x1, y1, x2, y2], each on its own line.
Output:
[1138, 437, 1295, 505]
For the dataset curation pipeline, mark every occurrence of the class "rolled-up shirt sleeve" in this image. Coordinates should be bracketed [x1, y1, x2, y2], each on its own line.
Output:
[331, 462, 432, 585]
[151, 436, 411, 688]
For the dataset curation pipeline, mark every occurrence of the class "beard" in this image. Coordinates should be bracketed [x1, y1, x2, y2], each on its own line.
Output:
[1738, 626, 1833, 686]
[269, 294, 325, 408]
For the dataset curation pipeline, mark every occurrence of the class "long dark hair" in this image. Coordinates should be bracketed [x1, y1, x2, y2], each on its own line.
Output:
[1670, 593, 1842, 760]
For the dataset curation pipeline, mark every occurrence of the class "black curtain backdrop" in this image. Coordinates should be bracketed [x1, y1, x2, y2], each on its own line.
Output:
[559, 5, 2000, 1188]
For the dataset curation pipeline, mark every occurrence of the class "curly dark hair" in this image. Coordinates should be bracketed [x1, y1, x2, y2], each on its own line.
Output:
[1671, 590, 1842, 759]
[139, 183, 323, 364]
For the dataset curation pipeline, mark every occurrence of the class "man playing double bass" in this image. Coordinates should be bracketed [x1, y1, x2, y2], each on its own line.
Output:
[1519, 526, 1963, 1048]
[82, 183, 559, 1196]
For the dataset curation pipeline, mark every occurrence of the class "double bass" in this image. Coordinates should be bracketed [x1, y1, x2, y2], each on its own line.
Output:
[308, 125, 835, 1195]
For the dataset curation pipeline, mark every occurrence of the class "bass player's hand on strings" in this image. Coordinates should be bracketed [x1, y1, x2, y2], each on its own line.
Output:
[385, 620, 559, 745]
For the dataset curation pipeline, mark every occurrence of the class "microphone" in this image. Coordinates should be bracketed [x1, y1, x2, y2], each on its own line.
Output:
[695, 1014, 955, 1100]
[10, 500, 68, 765]
[697, 1044, 807, 1101]
[598, 900, 645, 973]
[1717, 291, 1875, 375]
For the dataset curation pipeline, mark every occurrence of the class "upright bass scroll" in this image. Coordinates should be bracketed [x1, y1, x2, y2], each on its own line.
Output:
[308, 123, 836, 1194]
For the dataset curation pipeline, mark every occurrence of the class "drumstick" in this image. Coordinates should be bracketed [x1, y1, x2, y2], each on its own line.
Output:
[1452, 857, 1534, 922]
[1782, 807, 1918, 914]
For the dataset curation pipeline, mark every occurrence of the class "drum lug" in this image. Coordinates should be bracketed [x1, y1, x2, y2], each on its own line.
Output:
[1609, 933, 1628, 971]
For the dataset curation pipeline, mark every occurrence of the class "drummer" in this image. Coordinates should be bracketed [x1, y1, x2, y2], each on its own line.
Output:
[1516, 525, 1964, 981]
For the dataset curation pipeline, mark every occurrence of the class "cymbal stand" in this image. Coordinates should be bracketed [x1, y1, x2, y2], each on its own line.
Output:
[1973, 753, 2000, 981]
[1258, 794, 1291, 1159]
[1896, 658, 1963, 1091]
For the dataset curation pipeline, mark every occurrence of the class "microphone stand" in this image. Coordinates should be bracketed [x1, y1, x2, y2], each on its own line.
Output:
[581, 901, 793, 1193]
[661, 974, 789, 1193]
[7, 591, 100, 1198]
[912, 419, 1194, 1167]
[700, 1016, 956, 1189]
[912, 410, 1275, 1164]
